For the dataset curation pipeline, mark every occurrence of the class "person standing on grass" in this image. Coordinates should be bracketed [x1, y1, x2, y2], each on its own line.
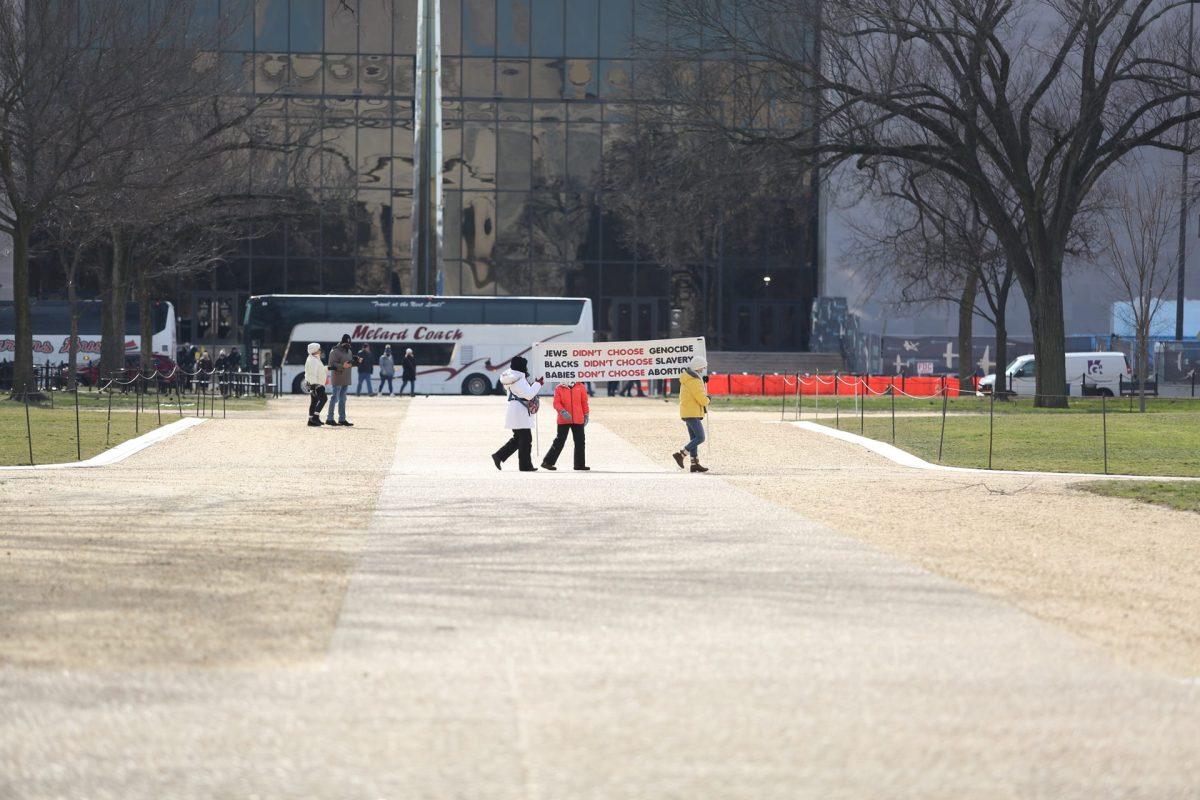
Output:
[491, 355, 544, 472]
[541, 380, 590, 471]
[400, 347, 418, 397]
[379, 345, 396, 396]
[326, 334, 355, 426]
[304, 343, 328, 427]
[671, 356, 710, 473]
[355, 343, 376, 396]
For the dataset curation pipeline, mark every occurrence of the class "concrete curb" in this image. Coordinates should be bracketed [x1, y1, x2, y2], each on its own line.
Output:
[0, 417, 206, 472]
[789, 420, 1200, 482]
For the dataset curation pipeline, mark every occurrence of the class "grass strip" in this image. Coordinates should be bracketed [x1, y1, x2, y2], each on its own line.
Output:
[1074, 481, 1200, 514]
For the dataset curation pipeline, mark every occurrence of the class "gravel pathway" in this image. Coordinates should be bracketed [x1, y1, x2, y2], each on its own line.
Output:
[0, 396, 1197, 798]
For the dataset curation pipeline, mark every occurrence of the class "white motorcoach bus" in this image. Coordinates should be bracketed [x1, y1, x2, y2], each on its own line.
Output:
[244, 295, 593, 395]
[0, 299, 176, 366]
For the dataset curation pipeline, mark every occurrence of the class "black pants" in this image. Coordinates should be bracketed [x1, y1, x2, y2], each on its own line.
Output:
[308, 385, 327, 418]
[400, 377, 416, 396]
[543, 424, 585, 468]
[494, 429, 534, 469]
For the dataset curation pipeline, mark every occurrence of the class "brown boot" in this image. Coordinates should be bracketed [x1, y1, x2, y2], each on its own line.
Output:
[690, 457, 709, 473]
[672, 450, 686, 469]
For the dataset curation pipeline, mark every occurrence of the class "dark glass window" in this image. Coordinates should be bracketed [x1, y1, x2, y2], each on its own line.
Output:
[531, 0, 564, 57]
[483, 300, 537, 323]
[463, 0, 496, 55]
[431, 300, 483, 323]
[497, 0, 530, 56]
[599, 0, 632, 57]
[565, 0, 598, 57]
[223, 0, 254, 50]
[536, 300, 585, 324]
[255, 0, 288, 51]
[442, 0, 462, 54]
[290, 0, 323, 51]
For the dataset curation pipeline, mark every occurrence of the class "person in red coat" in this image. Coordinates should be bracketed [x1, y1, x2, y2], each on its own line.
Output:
[541, 381, 590, 471]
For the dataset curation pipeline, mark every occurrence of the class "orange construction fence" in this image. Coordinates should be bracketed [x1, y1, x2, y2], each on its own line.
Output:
[705, 374, 980, 398]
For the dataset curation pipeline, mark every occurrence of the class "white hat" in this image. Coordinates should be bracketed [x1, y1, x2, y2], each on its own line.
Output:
[689, 356, 707, 372]
[307, 342, 321, 355]
[405, 348, 414, 356]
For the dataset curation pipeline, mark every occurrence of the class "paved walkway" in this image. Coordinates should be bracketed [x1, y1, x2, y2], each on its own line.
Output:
[2, 398, 1198, 798]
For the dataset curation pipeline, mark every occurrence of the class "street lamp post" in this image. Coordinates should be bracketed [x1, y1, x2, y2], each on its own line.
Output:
[1178, 1, 1195, 340]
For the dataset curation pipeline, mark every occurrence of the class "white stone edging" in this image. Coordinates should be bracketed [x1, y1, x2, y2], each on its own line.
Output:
[0, 417, 206, 471]
[789, 420, 1200, 482]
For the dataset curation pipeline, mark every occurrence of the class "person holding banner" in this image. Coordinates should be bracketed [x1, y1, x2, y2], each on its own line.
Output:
[541, 380, 589, 471]
[672, 356, 710, 473]
[492, 356, 544, 472]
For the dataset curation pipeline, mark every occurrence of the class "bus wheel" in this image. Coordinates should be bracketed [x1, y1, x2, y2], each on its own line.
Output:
[291, 374, 306, 394]
[462, 374, 492, 396]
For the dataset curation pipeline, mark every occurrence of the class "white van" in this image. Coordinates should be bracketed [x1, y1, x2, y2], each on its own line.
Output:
[979, 351, 1131, 397]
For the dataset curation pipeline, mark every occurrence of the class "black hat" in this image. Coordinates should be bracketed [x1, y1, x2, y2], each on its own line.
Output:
[340, 334, 351, 344]
[511, 356, 529, 374]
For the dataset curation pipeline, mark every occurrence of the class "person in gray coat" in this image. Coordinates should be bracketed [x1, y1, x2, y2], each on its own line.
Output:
[379, 345, 396, 395]
[325, 334, 355, 426]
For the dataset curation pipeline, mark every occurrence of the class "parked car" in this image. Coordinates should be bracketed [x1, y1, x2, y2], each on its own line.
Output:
[978, 351, 1130, 397]
[67, 353, 179, 387]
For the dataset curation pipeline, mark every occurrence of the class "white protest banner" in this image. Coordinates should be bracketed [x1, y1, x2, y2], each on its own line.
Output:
[531, 337, 707, 383]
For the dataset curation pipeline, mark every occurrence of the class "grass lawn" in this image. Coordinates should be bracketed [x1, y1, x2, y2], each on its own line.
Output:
[1, 391, 267, 466]
[1074, 481, 1200, 514]
[803, 397, 1200, 477]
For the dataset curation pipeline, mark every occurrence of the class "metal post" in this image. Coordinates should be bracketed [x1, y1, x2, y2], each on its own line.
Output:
[23, 391, 33, 466]
[860, 378, 865, 435]
[106, 381, 113, 448]
[835, 381, 841, 430]
[798, 376, 803, 420]
[988, 388, 995, 470]
[74, 386, 81, 462]
[1177, 0, 1195, 341]
[891, 383, 896, 443]
[156, 379, 161, 426]
[1102, 391, 1109, 475]
[938, 383, 948, 462]
[781, 377, 787, 421]
[134, 377, 140, 434]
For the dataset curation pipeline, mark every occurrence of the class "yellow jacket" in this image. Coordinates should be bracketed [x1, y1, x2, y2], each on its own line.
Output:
[679, 370, 710, 419]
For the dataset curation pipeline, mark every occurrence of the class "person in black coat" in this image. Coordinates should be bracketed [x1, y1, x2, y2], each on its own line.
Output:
[400, 347, 418, 397]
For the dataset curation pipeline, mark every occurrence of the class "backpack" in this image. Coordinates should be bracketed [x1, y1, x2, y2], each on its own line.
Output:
[508, 390, 540, 415]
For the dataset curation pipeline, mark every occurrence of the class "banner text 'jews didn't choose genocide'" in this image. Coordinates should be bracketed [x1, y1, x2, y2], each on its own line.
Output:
[531, 338, 707, 383]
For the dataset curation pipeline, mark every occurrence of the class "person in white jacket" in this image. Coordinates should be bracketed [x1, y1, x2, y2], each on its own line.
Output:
[304, 342, 329, 427]
[491, 355, 544, 471]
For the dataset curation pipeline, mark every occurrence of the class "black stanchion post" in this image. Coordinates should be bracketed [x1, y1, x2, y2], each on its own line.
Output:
[106, 380, 113, 448]
[222, 389, 226, 419]
[1102, 391, 1109, 475]
[835, 377, 841, 430]
[938, 383, 948, 463]
[988, 388, 996, 470]
[155, 377, 161, 426]
[860, 377, 865, 435]
[23, 390, 34, 466]
[74, 386, 81, 462]
[890, 382, 896, 443]
[134, 376, 140, 434]
[798, 376, 803, 420]
[780, 377, 786, 421]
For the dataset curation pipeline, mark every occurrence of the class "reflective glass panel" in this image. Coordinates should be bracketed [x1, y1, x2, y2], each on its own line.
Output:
[442, 0, 461, 54]
[395, 0, 418, 53]
[255, 0, 288, 51]
[599, 0, 632, 57]
[463, 0, 496, 55]
[531, 0, 563, 57]
[564, 0, 597, 57]
[325, 0, 357, 51]
[291, 0, 323, 51]
[359, 0, 392, 53]
[497, 0, 530, 56]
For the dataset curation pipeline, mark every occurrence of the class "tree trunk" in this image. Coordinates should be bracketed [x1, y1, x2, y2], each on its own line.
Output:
[994, 305, 1008, 397]
[10, 220, 33, 396]
[138, 269, 154, 373]
[66, 252, 80, 392]
[1029, 267, 1069, 408]
[101, 229, 128, 378]
[957, 272, 977, 385]
[1137, 328, 1149, 414]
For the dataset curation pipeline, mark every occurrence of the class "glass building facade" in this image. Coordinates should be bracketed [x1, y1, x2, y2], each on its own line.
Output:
[172, 0, 821, 351]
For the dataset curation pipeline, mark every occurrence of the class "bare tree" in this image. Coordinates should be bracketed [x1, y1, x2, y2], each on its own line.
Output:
[848, 169, 1018, 390]
[1102, 164, 1178, 411]
[649, 0, 1200, 407]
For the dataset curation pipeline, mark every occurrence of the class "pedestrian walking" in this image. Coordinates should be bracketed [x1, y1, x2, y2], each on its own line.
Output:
[379, 345, 396, 395]
[541, 380, 589, 471]
[355, 343, 376, 396]
[304, 343, 328, 427]
[491, 356, 543, 472]
[671, 356, 710, 473]
[326, 334, 355, 426]
[400, 347, 418, 397]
